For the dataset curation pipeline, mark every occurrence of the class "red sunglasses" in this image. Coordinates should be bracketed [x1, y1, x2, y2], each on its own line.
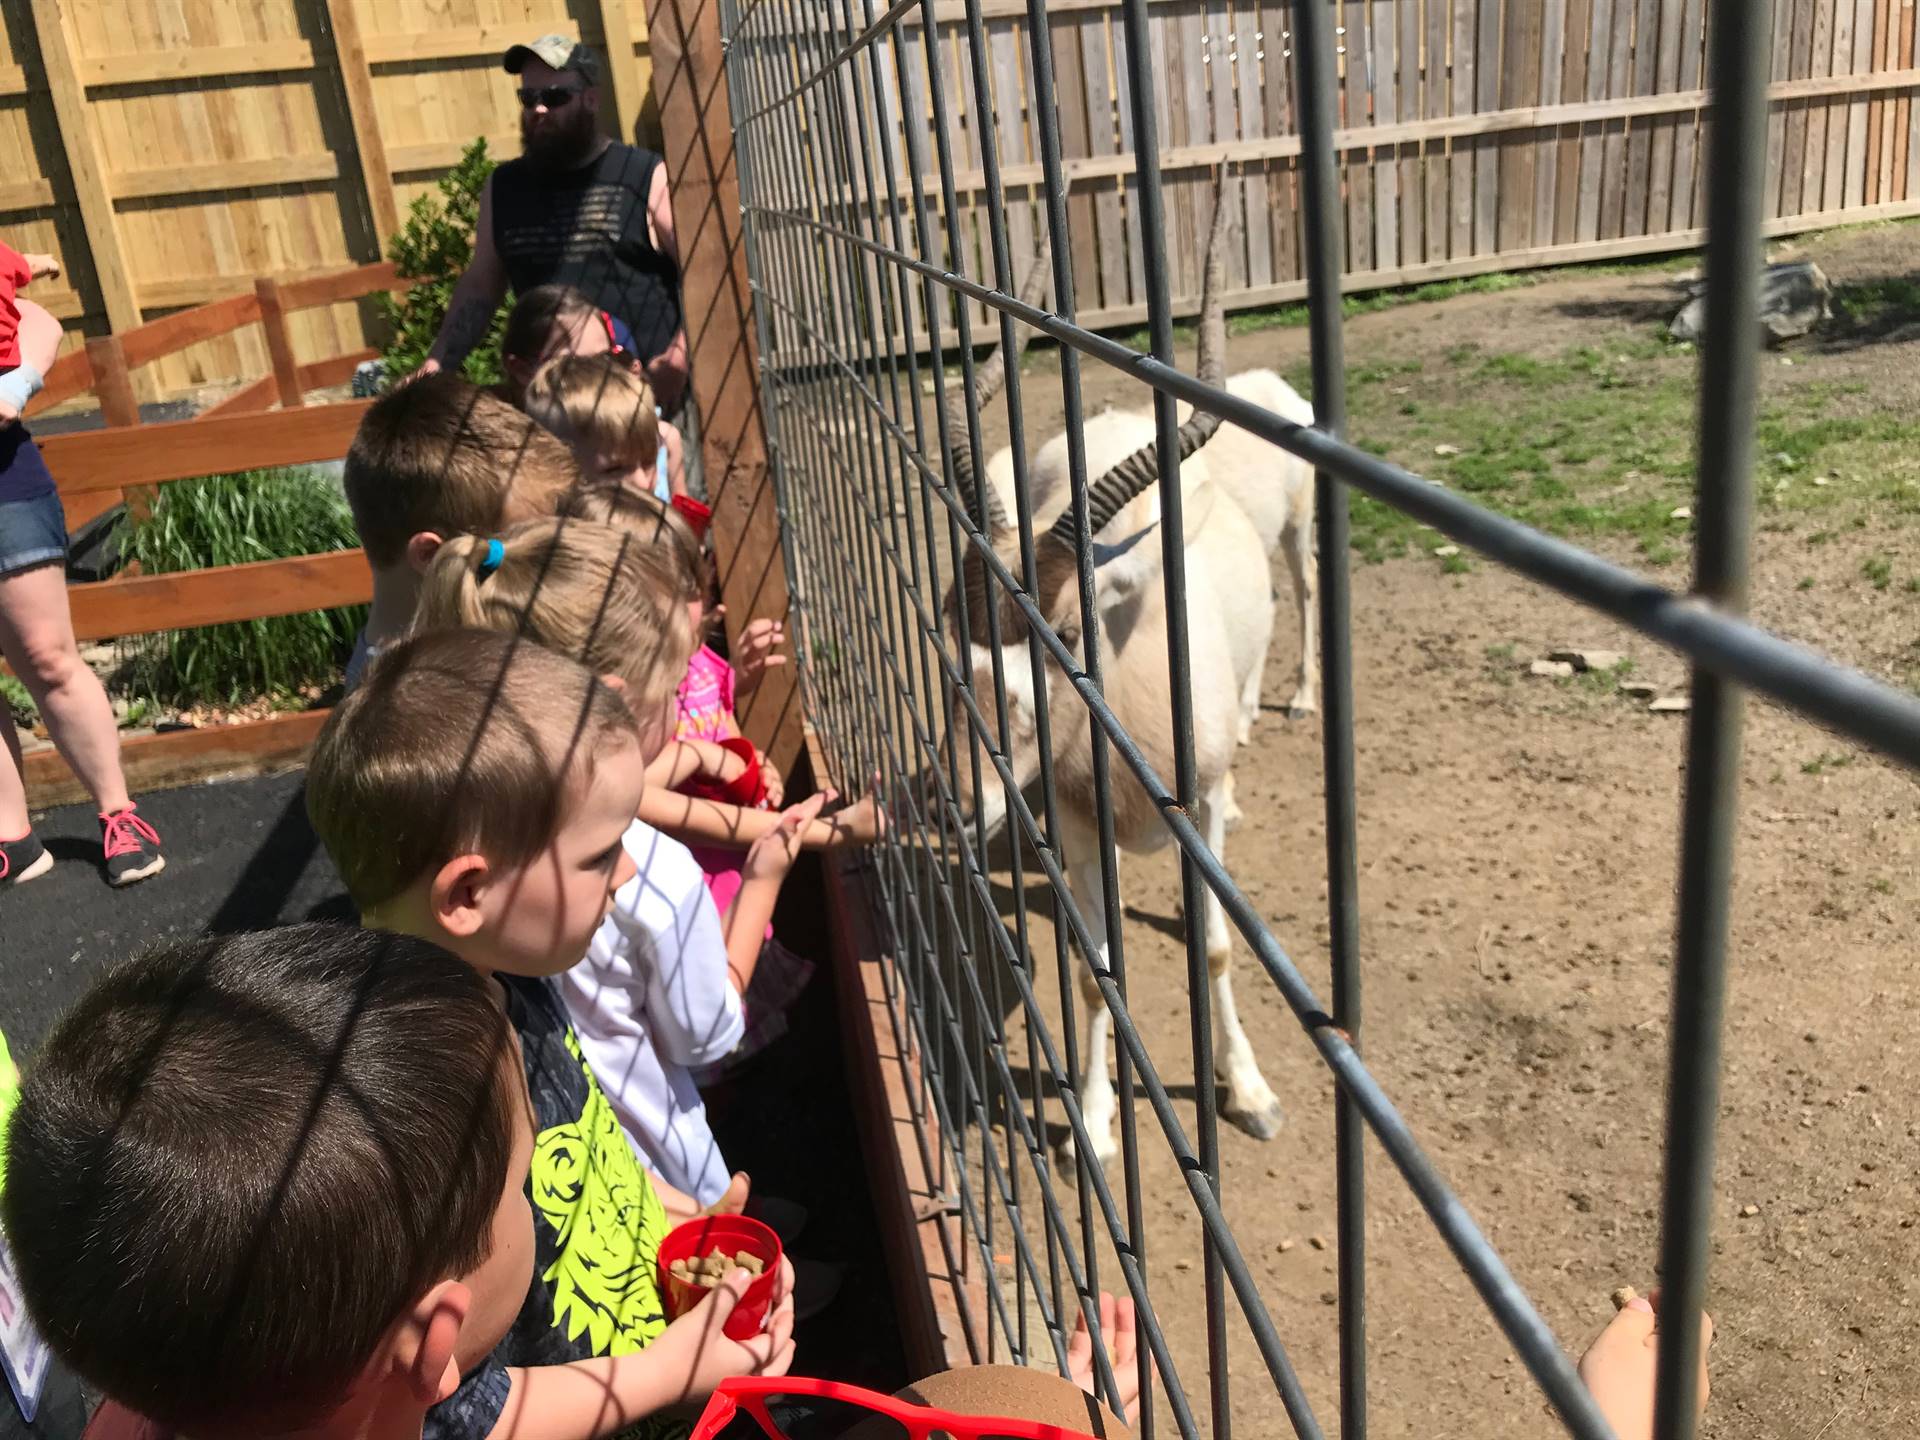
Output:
[691, 1376, 1113, 1440]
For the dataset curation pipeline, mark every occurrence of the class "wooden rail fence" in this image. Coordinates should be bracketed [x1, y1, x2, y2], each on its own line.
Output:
[16, 259, 388, 808]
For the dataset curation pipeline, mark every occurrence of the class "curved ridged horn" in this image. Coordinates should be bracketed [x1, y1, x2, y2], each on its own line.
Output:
[945, 239, 1051, 529]
[1052, 166, 1233, 546]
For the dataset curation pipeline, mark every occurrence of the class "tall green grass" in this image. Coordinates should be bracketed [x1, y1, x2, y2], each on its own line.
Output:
[116, 467, 366, 708]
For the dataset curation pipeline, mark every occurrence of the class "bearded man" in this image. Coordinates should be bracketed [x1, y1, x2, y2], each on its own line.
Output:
[415, 36, 688, 415]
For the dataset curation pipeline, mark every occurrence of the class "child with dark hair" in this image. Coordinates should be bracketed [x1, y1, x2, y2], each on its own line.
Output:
[502, 285, 687, 497]
[306, 627, 795, 1438]
[1, 923, 530, 1438]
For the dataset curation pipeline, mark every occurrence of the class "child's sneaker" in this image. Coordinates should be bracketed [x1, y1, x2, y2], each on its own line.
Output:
[99, 806, 164, 886]
[0, 831, 51, 885]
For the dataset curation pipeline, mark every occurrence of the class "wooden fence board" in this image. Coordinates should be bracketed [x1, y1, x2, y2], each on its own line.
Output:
[1474, 0, 1502, 253]
[1421, 0, 1447, 262]
[67, 549, 370, 643]
[1453, 0, 1482, 252]
[1623, 0, 1662, 236]
[1372, 0, 1399, 269]
[41, 402, 371, 493]
[1500, 0, 1546, 250]
[1846, 0, 1877, 206]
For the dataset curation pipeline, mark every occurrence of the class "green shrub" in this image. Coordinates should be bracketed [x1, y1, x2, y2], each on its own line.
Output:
[378, 139, 509, 386]
[0, 672, 36, 729]
[116, 468, 366, 708]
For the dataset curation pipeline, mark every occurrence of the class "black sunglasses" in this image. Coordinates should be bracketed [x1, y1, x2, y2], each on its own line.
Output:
[518, 85, 584, 109]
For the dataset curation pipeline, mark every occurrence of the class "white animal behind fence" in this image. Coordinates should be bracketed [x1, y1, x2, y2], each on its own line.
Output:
[938, 174, 1306, 1166]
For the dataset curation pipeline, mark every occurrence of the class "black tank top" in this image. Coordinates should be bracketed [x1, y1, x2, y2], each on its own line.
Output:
[489, 143, 684, 363]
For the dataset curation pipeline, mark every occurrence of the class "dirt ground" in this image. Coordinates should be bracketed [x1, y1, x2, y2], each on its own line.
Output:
[944, 221, 1920, 1440]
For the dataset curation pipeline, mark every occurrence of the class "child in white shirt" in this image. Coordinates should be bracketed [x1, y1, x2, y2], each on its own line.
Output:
[413, 515, 819, 1203]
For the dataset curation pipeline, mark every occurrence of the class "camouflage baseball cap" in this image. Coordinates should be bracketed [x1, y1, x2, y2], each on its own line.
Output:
[503, 34, 599, 81]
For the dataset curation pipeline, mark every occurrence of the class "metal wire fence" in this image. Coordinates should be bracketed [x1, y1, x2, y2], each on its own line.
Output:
[720, 3, 1920, 1439]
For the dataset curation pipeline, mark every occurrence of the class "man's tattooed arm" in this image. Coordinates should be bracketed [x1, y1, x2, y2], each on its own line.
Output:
[429, 294, 500, 369]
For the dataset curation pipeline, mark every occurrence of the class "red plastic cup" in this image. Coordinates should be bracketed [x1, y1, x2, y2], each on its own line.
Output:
[658, 1215, 783, 1341]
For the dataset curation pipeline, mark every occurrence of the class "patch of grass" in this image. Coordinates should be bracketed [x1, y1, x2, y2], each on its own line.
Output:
[1797, 576, 1817, 590]
[117, 468, 366, 708]
[0, 673, 36, 729]
[1906, 577, 1920, 594]
[1862, 555, 1893, 590]
[1801, 751, 1855, 775]
[1869, 876, 1895, 896]
[1441, 552, 1474, 575]
[1830, 275, 1920, 327]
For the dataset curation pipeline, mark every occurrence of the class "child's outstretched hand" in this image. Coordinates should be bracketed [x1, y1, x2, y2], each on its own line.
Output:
[744, 791, 828, 883]
[824, 783, 887, 848]
[651, 1256, 797, 1402]
[732, 615, 788, 693]
[1577, 1288, 1712, 1440]
[1068, 1290, 1140, 1415]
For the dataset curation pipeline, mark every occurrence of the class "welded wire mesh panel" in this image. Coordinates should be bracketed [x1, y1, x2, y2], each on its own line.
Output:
[720, 3, 1920, 1440]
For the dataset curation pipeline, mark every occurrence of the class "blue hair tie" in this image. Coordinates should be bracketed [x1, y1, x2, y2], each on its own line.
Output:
[476, 538, 505, 580]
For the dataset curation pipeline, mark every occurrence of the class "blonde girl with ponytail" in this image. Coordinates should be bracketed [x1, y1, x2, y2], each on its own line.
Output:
[416, 516, 825, 1206]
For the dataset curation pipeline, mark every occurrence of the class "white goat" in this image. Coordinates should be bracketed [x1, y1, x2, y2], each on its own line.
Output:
[987, 370, 1319, 725]
[941, 179, 1288, 1166]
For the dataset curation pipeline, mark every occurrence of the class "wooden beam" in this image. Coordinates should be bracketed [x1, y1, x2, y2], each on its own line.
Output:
[648, 0, 803, 776]
[387, 135, 521, 175]
[0, 65, 28, 95]
[362, 23, 577, 65]
[201, 375, 279, 419]
[67, 550, 369, 643]
[77, 40, 316, 87]
[0, 180, 56, 213]
[110, 154, 340, 202]
[84, 336, 138, 428]
[119, 292, 263, 371]
[595, 0, 649, 142]
[135, 264, 377, 312]
[324, 0, 402, 242]
[25, 347, 93, 415]
[256, 278, 305, 409]
[297, 349, 379, 391]
[23, 710, 331, 809]
[29, 0, 140, 332]
[279, 260, 401, 310]
[40, 402, 372, 494]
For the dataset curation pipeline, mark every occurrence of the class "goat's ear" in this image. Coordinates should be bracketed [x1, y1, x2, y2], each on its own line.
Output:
[1091, 522, 1164, 615]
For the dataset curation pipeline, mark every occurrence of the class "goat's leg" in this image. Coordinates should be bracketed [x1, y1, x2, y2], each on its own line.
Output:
[1060, 854, 1122, 1171]
[1282, 506, 1319, 717]
[1201, 776, 1284, 1140]
[1238, 642, 1267, 744]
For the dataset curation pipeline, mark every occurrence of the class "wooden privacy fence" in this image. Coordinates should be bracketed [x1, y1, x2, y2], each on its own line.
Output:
[0, 0, 656, 399]
[15, 260, 389, 807]
[767, 0, 1920, 350]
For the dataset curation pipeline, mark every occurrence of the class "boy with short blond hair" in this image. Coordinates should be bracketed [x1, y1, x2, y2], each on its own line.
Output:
[341, 376, 580, 689]
[306, 627, 795, 1439]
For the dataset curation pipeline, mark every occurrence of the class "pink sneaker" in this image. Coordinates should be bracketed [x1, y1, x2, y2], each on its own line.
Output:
[100, 805, 165, 886]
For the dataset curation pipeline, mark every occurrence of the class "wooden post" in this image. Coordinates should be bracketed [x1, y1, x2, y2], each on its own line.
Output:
[647, 0, 803, 777]
[84, 334, 144, 522]
[594, 0, 649, 144]
[255, 278, 306, 409]
[323, 0, 402, 243]
[29, 0, 140, 334]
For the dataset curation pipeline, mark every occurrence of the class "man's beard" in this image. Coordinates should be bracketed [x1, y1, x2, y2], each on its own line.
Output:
[522, 102, 599, 167]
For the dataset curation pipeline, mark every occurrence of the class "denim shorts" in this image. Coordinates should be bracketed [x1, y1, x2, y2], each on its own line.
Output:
[0, 486, 67, 579]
